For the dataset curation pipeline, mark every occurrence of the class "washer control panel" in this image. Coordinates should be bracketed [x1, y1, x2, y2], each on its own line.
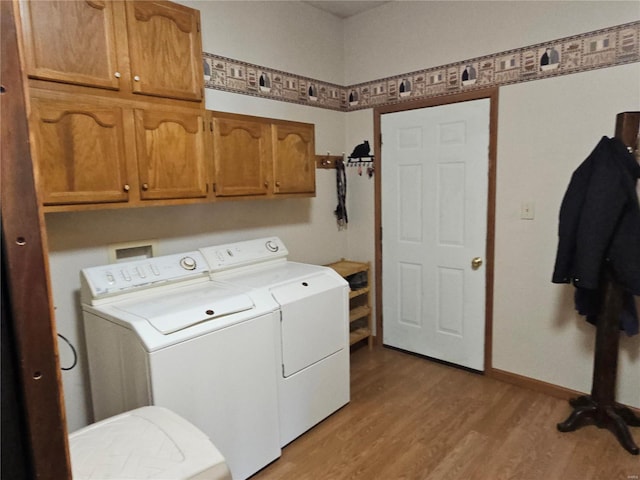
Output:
[82, 251, 208, 301]
[201, 237, 288, 273]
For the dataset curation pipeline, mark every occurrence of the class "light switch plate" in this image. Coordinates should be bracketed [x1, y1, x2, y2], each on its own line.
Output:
[520, 202, 535, 220]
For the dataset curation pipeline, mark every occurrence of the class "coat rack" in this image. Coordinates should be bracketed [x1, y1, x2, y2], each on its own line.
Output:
[556, 111, 640, 455]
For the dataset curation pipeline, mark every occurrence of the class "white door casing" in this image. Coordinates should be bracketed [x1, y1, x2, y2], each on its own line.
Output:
[381, 98, 490, 370]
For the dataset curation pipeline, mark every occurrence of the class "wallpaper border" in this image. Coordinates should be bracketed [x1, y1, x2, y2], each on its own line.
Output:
[203, 21, 639, 112]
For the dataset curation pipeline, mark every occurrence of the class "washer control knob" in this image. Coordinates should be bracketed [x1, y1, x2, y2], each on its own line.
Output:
[265, 240, 279, 252]
[180, 256, 197, 270]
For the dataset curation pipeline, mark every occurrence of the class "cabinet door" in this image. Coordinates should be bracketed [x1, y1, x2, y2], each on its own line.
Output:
[134, 108, 208, 200]
[125, 1, 203, 101]
[19, 0, 122, 90]
[212, 115, 270, 197]
[30, 96, 130, 205]
[272, 122, 316, 195]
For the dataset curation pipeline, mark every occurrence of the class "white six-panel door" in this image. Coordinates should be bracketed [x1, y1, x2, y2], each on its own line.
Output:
[381, 99, 490, 370]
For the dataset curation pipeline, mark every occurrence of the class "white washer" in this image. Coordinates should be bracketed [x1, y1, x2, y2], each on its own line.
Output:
[81, 251, 281, 480]
[200, 237, 350, 446]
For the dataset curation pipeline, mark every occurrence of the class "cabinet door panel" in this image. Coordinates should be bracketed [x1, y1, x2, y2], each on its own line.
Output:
[273, 123, 315, 194]
[19, 0, 121, 90]
[126, 1, 203, 101]
[135, 109, 208, 200]
[212, 116, 270, 197]
[30, 97, 129, 205]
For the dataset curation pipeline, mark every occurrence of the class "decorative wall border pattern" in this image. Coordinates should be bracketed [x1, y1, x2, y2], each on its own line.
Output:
[203, 21, 639, 112]
[203, 53, 346, 111]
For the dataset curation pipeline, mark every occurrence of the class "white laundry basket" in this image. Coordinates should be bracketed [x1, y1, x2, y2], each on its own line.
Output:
[69, 406, 232, 480]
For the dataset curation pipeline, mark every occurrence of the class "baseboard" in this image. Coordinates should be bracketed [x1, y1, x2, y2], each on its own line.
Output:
[487, 367, 640, 415]
[487, 367, 582, 401]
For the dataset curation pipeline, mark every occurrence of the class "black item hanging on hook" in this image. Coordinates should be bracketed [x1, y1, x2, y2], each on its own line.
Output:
[334, 159, 348, 229]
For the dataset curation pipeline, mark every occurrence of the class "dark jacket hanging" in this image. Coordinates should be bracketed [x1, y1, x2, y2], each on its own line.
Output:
[552, 136, 640, 335]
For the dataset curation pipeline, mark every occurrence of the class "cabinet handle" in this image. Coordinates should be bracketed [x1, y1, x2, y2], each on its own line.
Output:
[275, 181, 281, 187]
[264, 181, 269, 188]
[123, 184, 130, 192]
[114, 72, 121, 78]
[134, 75, 140, 82]
[141, 183, 149, 191]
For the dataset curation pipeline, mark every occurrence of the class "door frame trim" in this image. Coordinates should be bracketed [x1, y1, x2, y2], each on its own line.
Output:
[373, 87, 499, 372]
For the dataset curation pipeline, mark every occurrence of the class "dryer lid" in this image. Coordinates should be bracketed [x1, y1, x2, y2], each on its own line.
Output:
[112, 284, 255, 334]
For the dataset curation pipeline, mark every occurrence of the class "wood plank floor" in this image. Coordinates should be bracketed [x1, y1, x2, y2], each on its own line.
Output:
[252, 345, 639, 480]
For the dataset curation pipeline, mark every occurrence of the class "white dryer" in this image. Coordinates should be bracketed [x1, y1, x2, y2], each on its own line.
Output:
[200, 237, 350, 446]
[81, 251, 281, 480]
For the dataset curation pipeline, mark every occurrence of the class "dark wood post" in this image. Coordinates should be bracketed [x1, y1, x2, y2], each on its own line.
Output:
[1, 1, 72, 477]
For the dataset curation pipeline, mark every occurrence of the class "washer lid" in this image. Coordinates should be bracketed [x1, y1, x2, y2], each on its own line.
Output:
[69, 406, 231, 480]
[112, 284, 255, 334]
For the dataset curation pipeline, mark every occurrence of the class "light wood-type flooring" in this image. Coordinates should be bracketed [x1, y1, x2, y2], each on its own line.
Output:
[252, 345, 639, 480]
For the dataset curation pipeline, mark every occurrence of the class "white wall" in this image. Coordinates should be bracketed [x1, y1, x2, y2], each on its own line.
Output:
[344, 1, 639, 84]
[343, 1, 640, 408]
[495, 64, 640, 406]
[189, 0, 345, 85]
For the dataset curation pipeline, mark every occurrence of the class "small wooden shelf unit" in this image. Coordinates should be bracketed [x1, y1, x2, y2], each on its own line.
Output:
[325, 259, 373, 350]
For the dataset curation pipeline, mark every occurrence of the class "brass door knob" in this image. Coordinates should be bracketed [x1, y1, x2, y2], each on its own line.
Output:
[471, 257, 483, 270]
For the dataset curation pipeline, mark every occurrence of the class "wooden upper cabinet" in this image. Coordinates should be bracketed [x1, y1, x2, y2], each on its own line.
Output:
[134, 108, 209, 200]
[19, 0, 203, 102]
[211, 113, 270, 197]
[29, 95, 130, 205]
[272, 121, 316, 195]
[21, 0, 210, 211]
[126, 1, 203, 101]
[210, 112, 316, 199]
[19, 0, 122, 90]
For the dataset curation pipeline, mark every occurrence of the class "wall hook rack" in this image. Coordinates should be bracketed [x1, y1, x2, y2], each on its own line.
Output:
[347, 155, 374, 165]
[347, 156, 375, 178]
[315, 153, 344, 169]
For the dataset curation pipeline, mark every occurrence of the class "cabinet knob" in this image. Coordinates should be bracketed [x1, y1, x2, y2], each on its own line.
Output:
[114, 72, 121, 78]
[123, 184, 130, 192]
[133, 75, 140, 82]
[264, 181, 269, 188]
[141, 183, 149, 191]
[275, 181, 281, 187]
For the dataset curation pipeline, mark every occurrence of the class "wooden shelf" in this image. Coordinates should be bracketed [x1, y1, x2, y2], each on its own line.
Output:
[326, 259, 368, 278]
[350, 305, 371, 323]
[349, 286, 369, 299]
[325, 259, 373, 351]
[350, 327, 372, 346]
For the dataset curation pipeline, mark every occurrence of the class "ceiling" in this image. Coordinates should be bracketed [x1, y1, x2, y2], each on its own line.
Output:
[303, 1, 390, 18]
